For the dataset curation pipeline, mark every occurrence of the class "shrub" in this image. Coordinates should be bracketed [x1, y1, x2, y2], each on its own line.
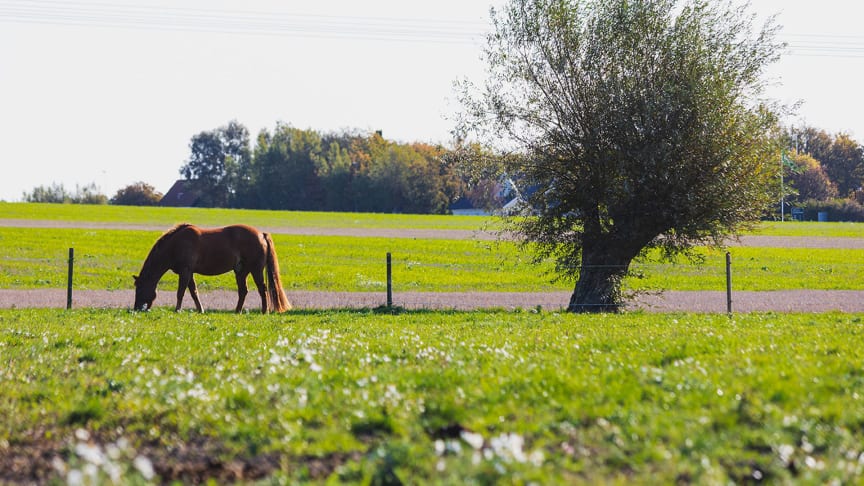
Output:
[798, 198, 864, 222]
[110, 182, 163, 206]
[23, 183, 107, 204]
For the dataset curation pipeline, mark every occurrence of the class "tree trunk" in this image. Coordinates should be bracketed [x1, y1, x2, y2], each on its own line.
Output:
[567, 242, 636, 313]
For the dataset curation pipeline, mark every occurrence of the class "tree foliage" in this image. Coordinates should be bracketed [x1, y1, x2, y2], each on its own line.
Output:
[179, 120, 251, 208]
[181, 123, 462, 214]
[788, 126, 864, 197]
[23, 183, 107, 204]
[786, 152, 837, 203]
[821, 134, 864, 197]
[457, 0, 784, 312]
[110, 182, 163, 206]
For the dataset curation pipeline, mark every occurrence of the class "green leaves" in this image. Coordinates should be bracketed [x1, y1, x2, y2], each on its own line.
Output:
[460, 0, 786, 310]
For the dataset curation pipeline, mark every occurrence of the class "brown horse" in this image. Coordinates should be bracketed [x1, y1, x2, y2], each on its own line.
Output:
[133, 224, 291, 313]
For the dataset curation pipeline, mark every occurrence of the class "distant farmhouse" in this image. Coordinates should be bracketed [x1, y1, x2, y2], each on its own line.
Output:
[449, 196, 489, 216]
[449, 177, 530, 216]
[159, 180, 201, 207]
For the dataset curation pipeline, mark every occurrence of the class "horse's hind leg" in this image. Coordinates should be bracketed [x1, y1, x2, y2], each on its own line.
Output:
[251, 269, 268, 314]
[187, 275, 204, 313]
[234, 271, 249, 313]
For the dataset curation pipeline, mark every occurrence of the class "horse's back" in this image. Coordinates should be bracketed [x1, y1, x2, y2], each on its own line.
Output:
[205, 224, 267, 255]
[209, 225, 266, 248]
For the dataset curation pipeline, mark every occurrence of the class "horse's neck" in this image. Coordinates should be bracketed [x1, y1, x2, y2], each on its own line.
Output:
[140, 250, 172, 283]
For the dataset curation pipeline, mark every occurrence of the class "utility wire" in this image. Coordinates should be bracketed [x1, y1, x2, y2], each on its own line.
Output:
[3, 0, 864, 56]
[0, 0, 490, 44]
[785, 34, 864, 58]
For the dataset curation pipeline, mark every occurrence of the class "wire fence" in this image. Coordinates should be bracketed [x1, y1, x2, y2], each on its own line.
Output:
[3, 246, 864, 313]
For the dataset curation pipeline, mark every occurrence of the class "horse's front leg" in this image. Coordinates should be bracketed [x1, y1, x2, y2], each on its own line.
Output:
[176, 270, 193, 312]
[187, 275, 204, 313]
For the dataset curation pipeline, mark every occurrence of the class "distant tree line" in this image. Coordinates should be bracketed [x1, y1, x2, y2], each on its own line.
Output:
[22, 181, 161, 206]
[782, 126, 864, 221]
[22, 182, 108, 205]
[19, 121, 864, 220]
[178, 121, 462, 214]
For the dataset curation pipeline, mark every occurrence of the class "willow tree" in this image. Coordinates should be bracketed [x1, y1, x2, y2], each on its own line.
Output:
[456, 0, 784, 312]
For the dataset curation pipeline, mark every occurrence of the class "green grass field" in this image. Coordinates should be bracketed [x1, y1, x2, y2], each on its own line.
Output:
[2, 309, 864, 484]
[3, 202, 864, 296]
[4, 202, 864, 237]
[0, 202, 494, 231]
[3, 204, 864, 483]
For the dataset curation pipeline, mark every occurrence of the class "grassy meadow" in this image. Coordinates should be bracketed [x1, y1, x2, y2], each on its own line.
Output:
[1, 203, 864, 294]
[0, 202, 492, 231]
[4, 309, 864, 484]
[4, 201, 864, 235]
[3, 203, 864, 483]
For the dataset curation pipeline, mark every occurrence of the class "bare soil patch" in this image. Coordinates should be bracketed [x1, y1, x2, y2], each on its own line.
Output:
[4, 288, 864, 313]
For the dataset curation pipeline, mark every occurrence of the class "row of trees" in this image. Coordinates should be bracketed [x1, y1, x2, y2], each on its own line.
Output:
[179, 122, 461, 214]
[20, 126, 466, 213]
[782, 127, 864, 208]
[22, 183, 108, 205]
[178, 120, 864, 218]
[22, 121, 864, 219]
[21, 124, 864, 222]
[23, 181, 162, 206]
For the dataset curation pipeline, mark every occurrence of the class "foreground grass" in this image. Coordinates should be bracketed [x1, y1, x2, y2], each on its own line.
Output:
[2, 309, 864, 484]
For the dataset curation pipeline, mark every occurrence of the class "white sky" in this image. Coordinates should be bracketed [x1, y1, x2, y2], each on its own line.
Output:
[1, 0, 862, 202]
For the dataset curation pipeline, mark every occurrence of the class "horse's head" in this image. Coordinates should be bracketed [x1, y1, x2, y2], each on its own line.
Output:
[133, 275, 157, 311]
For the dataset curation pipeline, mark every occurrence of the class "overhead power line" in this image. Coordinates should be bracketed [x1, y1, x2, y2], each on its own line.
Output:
[0, 0, 490, 44]
[3, 0, 864, 57]
[784, 33, 864, 58]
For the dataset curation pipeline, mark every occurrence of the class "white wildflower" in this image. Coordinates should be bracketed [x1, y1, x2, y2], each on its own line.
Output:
[434, 439, 446, 456]
[133, 455, 155, 480]
[75, 443, 105, 465]
[778, 444, 795, 463]
[296, 387, 308, 407]
[460, 431, 485, 450]
[490, 433, 527, 463]
[67, 469, 84, 486]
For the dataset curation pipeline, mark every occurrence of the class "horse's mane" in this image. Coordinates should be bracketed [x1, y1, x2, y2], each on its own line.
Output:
[155, 223, 193, 248]
[139, 224, 193, 279]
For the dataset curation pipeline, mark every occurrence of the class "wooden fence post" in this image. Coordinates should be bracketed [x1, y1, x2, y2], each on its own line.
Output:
[726, 251, 732, 315]
[386, 252, 393, 308]
[67, 248, 74, 310]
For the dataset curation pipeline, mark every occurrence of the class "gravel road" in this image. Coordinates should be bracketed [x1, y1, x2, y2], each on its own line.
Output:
[3, 288, 864, 313]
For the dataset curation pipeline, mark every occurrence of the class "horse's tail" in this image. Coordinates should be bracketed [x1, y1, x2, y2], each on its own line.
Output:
[263, 233, 292, 313]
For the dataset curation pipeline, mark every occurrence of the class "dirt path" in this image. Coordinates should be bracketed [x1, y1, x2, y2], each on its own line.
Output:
[3, 288, 864, 313]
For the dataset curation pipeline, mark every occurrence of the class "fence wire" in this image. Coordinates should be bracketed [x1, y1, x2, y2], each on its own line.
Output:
[2, 248, 864, 312]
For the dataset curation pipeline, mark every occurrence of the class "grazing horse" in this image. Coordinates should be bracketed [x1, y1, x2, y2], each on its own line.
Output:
[133, 224, 292, 313]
